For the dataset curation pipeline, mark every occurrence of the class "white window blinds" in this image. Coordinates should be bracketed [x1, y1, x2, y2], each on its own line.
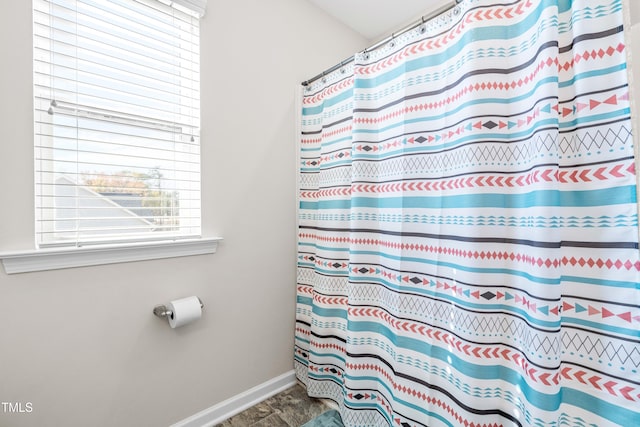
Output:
[33, 0, 203, 247]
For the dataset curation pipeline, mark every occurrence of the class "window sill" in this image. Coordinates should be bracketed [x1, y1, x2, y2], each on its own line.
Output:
[0, 237, 223, 274]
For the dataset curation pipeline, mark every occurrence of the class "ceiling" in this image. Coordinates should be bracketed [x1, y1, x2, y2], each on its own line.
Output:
[306, 0, 450, 41]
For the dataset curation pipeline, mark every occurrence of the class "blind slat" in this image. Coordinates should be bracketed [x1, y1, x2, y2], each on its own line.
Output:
[34, 0, 202, 247]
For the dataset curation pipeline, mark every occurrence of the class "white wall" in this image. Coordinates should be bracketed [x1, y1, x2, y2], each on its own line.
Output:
[0, 1, 366, 426]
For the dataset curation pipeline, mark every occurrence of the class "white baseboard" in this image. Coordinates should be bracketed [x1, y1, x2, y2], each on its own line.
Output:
[171, 370, 297, 427]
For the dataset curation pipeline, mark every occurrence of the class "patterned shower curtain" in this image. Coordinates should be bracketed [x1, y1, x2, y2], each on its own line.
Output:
[295, 0, 639, 426]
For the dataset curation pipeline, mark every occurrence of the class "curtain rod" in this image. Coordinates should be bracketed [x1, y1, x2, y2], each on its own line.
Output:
[301, 0, 462, 87]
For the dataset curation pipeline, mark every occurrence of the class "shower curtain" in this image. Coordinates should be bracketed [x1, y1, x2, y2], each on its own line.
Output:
[295, 0, 639, 426]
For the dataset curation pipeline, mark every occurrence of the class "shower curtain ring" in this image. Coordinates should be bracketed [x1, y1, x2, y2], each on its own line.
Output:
[419, 16, 427, 34]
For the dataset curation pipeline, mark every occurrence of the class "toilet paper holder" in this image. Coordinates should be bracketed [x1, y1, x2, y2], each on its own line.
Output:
[153, 298, 204, 320]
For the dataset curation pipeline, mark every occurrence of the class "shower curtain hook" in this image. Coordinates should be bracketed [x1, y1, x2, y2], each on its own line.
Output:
[419, 16, 427, 34]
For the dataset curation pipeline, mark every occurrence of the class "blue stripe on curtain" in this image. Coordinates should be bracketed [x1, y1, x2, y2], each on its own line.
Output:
[301, 186, 636, 209]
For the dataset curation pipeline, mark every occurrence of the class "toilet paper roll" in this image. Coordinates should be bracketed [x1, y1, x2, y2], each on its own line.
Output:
[167, 296, 202, 328]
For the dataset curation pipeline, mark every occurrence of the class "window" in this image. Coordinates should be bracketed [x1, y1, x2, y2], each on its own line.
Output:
[33, 0, 205, 247]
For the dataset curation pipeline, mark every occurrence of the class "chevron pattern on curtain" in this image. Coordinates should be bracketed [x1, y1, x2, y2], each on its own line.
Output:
[295, 0, 639, 426]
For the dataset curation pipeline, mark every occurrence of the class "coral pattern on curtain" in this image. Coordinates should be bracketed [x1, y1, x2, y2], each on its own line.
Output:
[295, 0, 639, 426]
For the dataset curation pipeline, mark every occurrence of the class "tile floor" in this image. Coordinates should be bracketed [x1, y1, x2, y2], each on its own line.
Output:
[215, 383, 332, 427]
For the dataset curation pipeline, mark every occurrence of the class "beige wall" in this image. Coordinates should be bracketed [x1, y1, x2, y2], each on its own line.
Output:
[630, 0, 640, 26]
[0, 1, 366, 426]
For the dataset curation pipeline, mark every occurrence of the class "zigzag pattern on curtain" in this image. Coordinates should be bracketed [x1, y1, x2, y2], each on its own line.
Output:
[295, 0, 639, 426]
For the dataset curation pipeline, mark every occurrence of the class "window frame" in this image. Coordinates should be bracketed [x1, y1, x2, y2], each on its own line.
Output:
[0, 237, 222, 274]
[0, 0, 221, 274]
